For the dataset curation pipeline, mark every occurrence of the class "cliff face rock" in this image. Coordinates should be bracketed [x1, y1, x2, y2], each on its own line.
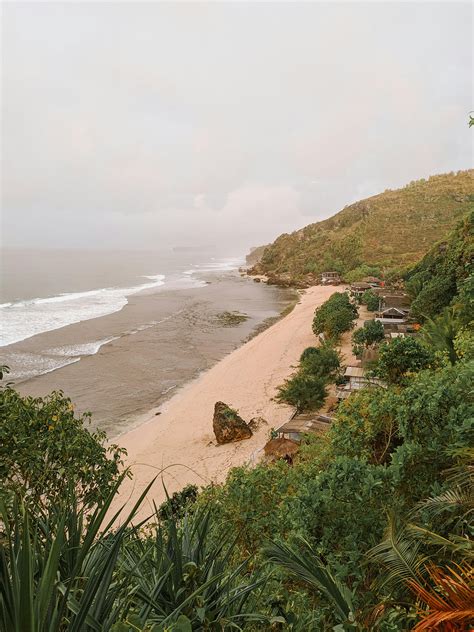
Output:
[213, 402, 253, 444]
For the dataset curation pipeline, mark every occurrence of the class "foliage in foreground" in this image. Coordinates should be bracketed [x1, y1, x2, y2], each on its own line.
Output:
[0, 481, 273, 632]
[0, 381, 127, 514]
[202, 358, 473, 629]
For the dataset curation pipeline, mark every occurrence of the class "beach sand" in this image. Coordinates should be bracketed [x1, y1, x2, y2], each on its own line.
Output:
[111, 284, 340, 521]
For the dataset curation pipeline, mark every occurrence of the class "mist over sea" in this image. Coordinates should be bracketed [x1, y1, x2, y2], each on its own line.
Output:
[1, 248, 295, 436]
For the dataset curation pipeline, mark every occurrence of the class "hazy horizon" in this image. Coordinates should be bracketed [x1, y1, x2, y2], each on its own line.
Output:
[2, 2, 472, 254]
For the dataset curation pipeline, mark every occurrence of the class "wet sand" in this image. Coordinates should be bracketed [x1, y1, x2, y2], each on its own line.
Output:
[111, 285, 339, 521]
[9, 272, 296, 436]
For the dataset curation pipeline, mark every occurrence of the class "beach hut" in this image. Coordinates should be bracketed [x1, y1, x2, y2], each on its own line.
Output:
[336, 365, 384, 399]
[276, 412, 332, 441]
[320, 271, 341, 285]
[375, 307, 409, 325]
[264, 438, 300, 464]
[350, 282, 373, 299]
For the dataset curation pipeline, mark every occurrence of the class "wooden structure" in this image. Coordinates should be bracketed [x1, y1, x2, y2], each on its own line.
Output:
[350, 282, 372, 299]
[264, 438, 300, 463]
[320, 271, 341, 285]
[375, 307, 409, 325]
[375, 292, 411, 310]
[336, 365, 384, 400]
[277, 411, 332, 441]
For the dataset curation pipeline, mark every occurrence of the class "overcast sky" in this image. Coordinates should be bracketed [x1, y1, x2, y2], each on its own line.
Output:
[2, 2, 472, 254]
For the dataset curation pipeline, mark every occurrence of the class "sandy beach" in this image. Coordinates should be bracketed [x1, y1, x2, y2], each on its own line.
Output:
[112, 284, 342, 520]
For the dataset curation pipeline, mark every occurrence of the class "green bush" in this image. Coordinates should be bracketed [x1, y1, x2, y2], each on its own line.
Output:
[352, 320, 385, 356]
[300, 344, 341, 380]
[277, 344, 341, 411]
[361, 289, 380, 311]
[157, 484, 199, 520]
[373, 337, 433, 384]
[276, 373, 327, 411]
[0, 383, 126, 513]
[312, 292, 358, 339]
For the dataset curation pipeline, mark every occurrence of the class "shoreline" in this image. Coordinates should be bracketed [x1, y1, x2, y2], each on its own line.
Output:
[111, 284, 339, 521]
[12, 271, 294, 437]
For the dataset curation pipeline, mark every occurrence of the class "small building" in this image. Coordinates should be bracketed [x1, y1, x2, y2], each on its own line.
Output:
[362, 276, 383, 287]
[375, 307, 409, 325]
[321, 271, 341, 285]
[336, 366, 384, 400]
[378, 293, 411, 310]
[350, 282, 373, 299]
[277, 412, 332, 441]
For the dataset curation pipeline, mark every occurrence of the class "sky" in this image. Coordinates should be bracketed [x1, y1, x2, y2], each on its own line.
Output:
[2, 2, 472, 255]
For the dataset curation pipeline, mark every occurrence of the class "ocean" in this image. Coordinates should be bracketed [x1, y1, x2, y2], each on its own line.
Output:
[1, 248, 295, 436]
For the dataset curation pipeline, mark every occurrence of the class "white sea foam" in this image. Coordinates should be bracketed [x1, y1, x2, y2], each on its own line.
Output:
[5, 352, 81, 380]
[44, 337, 119, 357]
[0, 275, 166, 347]
[5, 336, 118, 380]
[183, 257, 245, 276]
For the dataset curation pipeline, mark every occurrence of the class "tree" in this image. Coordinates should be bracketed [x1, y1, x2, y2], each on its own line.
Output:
[276, 373, 327, 411]
[373, 337, 432, 384]
[352, 320, 385, 356]
[312, 292, 358, 340]
[0, 384, 127, 513]
[361, 289, 380, 312]
[421, 307, 461, 365]
[300, 344, 341, 380]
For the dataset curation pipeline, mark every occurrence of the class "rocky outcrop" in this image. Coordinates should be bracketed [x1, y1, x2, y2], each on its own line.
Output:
[213, 402, 253, 444]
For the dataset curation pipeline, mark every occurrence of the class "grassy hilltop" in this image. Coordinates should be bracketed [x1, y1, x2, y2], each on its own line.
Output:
[250, 170, 474, 285]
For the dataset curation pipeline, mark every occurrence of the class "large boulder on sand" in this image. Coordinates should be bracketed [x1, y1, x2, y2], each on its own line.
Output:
[213, 402, 253, 444]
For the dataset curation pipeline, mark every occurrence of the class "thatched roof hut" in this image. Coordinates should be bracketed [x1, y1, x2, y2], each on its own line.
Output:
[264, 438, 300, 462]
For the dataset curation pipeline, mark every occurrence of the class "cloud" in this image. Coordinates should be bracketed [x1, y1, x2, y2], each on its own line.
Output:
[1, 2, 472, 254]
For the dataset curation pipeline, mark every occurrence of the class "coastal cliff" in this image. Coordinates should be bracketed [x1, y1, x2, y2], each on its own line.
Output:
[248, 170, 474, 286]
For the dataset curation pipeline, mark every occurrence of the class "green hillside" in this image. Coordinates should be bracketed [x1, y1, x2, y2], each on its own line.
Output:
[249, 170, 474, 286]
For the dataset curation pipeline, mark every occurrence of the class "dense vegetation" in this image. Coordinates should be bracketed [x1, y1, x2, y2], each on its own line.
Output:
[249, 171, 473, 286]
[276, 344, 341, 411]
[405, 211, 473, 321]
[0, 219, 472, 630]
[312, 292, 358, 340]
[351, 320, 385, 356]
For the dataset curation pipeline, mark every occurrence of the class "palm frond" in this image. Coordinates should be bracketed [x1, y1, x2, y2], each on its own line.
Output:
[263, 538, 355, 626]
[368, 515, 429, 590]
[408, 563, 474, 631]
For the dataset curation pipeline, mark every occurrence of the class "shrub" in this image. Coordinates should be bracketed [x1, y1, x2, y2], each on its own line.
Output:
[373, 337, 433, 384]
[157, 484, 199, 520]
[352, 320, 385, 356]
[0, 383, 126, 513]
[300, 344, 341, 380]
[312, 292, 358, 340]
[276, 373, 327, 411]
[361, 289, 380, 311]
